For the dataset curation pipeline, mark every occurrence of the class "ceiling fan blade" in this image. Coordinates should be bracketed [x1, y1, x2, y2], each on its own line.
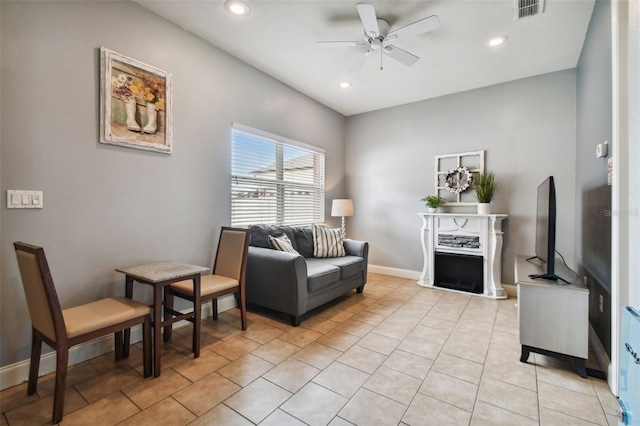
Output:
[316, 41, 368, 48]
[356, 3, 380, 38]
[387, 15, 440, 41]
[383, 46, 419, 67]
[349, 49, 373, 73]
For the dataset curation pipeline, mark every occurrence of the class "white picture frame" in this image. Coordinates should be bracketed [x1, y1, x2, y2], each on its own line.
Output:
[434, 150, 485, 205]
[100, 47, 173, 154]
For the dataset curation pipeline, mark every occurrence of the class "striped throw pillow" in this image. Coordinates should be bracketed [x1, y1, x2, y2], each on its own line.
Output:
[312, 224, 346, 258]
[268, 234, 299, 255]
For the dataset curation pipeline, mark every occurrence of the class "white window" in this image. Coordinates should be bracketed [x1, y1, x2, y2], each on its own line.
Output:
[231, 124, 325, 228]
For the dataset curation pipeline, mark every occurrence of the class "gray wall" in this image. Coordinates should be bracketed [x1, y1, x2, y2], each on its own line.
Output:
[0, 1, 346, 367]
[345, 70, 578, 284]
[575, 0, 612, 356]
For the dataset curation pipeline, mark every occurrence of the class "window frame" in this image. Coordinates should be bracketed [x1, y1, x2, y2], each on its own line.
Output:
[231, 123, 326, 228]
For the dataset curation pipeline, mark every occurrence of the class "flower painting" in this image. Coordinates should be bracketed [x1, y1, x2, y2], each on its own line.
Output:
[100, 47, 172, 154]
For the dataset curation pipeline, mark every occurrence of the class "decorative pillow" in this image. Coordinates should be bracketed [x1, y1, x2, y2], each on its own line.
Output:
[249, 225, 298, 251]
[294, 227, 314, 258]
[268, 234, 300, 255]
[312, 224, 346, 258]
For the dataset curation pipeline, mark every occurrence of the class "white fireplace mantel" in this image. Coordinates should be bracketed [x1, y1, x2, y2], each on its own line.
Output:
[418, 212, 508, 299]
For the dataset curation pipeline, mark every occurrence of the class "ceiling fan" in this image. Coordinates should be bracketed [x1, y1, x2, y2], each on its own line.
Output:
[316, 3, 440, 72]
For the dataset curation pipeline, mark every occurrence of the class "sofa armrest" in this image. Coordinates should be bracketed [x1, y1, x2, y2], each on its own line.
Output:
[245, 246, 308, 316]
[344, 239, 367, 258]
[344, 239, 369, 283]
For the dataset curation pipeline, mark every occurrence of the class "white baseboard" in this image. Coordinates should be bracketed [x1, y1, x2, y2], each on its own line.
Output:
[0, 295, 237, 391]
[368, 264, 421, 281]
[589, 323, 615, 394]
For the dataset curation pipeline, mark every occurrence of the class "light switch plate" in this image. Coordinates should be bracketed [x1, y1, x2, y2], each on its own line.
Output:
[596, 141, 608, 158]
[7, 190, 43, 209]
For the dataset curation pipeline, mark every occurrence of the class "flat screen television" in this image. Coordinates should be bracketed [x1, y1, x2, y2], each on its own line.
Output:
[528, 176, 569, 283]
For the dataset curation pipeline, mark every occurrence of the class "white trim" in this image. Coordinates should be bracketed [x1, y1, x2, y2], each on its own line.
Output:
[0, 296, 237, 391]
[232, 122, 325, 154]
[369, 264, 421, 280]
[589, 323, 612, 378]
[610, 0, 622, 396]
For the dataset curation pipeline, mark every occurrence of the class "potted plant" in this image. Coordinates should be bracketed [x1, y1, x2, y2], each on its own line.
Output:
[474, 172, 498, 214]
[421, 194, 446, 213]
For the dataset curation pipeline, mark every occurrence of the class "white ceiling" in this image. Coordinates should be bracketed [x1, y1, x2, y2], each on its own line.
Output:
[136, 0, 595, 116]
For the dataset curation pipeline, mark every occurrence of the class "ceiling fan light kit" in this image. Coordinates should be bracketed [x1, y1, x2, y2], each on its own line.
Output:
[316, 3, 440, 72]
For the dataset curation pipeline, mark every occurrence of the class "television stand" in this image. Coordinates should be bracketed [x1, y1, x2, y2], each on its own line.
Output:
[524, 256, 572, 284]
[520, 345, 587, 378]
[515, 255, 590, 378]
[527, 273, 571, 285]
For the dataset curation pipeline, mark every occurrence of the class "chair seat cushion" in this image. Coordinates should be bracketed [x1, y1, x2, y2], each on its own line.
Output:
[305, 258, 340, 293]
[171, 274, 239, 297]
[63, 297, 151, 338]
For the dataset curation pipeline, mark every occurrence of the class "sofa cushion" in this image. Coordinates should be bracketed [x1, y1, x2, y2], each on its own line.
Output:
[319, 256, 364, 279]
[305, 258, 341, 293]
[268, 234, 299, 254]
[249, 225, 298, 251]
[294, 227, 314, 258]
[312, 224, 345, 258]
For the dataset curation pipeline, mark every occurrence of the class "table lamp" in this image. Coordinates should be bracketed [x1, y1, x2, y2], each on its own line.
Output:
[331, 199, 354, 238]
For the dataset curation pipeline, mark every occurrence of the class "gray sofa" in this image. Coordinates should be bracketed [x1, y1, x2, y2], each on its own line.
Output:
[246, 225, 369, 326]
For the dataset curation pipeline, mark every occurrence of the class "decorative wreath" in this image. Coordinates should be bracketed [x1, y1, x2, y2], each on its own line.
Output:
[444, 166, 473, 194]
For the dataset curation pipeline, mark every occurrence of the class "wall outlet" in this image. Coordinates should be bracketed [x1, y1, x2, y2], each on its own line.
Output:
[599, 294, 604, 313]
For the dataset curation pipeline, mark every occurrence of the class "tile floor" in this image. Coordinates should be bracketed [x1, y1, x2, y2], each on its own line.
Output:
[0, 273, 620, 425]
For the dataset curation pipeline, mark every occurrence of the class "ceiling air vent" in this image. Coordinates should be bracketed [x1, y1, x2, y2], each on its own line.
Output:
[515, 0, 546, 19]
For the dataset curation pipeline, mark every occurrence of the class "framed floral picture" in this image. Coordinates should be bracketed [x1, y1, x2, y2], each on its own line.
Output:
[100, 47, 173, 154]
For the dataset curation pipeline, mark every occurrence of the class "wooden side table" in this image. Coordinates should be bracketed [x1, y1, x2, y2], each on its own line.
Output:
[117, 261, 209, 377]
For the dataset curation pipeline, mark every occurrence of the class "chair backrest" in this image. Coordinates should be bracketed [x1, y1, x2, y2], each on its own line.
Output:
[213, 227, 249, 282]
[14, 242, 65, 343]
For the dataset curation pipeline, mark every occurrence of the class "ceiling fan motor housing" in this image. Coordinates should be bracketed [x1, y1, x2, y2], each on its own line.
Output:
[364, 19, 390, 45]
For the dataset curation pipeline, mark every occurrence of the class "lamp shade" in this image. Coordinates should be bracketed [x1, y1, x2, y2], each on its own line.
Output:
[331, 199, 354, 217]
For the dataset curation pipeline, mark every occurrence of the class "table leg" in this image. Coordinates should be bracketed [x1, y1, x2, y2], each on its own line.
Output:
[193, 274, 201, 358]
[153, 285, 163, 377]
[163, 286, 173, 342]
[123, 276, 134, 359]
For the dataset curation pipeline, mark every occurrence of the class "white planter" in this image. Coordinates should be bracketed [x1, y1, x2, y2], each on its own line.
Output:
[477, 203, 491, 215]
[428, 207, 438, 213]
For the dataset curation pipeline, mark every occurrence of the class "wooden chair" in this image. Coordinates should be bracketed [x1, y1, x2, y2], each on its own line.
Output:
[13, 242, 152, 424]
[164, 227, 250, 342]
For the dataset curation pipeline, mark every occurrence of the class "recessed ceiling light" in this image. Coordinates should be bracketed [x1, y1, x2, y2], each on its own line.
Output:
[224, 0, 250, 16]
[488, 35, 508, 47]
[339, 81, 352, 89]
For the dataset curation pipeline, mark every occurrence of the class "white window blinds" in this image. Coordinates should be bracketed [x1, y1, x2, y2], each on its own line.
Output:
[231, 124, 325, 228]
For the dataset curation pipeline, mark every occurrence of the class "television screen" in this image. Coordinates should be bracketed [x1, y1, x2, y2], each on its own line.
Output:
[530, 176, 571, 283]
[529, 176, 569, 284]
[532, 176, 559, 280]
